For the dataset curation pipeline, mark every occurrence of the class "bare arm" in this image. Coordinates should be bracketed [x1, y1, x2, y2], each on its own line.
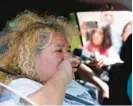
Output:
[28, 70, 70, 105]
[79, 63, 109, 98]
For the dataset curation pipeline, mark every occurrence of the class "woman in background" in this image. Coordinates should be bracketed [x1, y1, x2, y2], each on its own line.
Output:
[119, 21, 132, 54]
[83, 27, 123, 69]
[121, 21, 132, 42]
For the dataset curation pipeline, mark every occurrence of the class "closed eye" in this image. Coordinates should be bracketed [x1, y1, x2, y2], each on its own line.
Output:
[55, 49, 62, 53]
[67, 50, 71, 53]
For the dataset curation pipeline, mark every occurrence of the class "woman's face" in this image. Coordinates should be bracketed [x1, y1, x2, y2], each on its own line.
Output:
[91, 28, 104, 47]
[35, 32, 71, 82]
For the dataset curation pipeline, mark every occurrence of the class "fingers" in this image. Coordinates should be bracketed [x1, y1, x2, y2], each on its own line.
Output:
[97, 60, 105, 68]
[69, 58, 80, 68]
[59, 58, 80, 74]
[68, 58, 80, 72]
[72, 68, 77, 72]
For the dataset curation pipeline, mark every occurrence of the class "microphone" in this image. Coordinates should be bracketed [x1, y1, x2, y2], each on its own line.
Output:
[73, 48, 82, 57]
[73, 48, 94, 61]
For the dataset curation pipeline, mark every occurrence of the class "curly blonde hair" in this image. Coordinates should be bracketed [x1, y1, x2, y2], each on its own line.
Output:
[0, 10, 43, 55]
[0, 10, 79, 83]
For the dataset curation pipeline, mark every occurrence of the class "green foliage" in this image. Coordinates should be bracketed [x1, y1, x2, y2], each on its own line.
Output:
[4, 20, 16, 32]
[69, 13, 81, 51]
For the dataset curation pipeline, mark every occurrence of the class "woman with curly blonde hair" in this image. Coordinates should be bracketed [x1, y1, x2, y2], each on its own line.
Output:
[0, 11, 100, 105]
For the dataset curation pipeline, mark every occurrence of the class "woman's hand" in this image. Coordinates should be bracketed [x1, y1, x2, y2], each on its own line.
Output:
[94, 54, 107, 69]
[58, 58, 80, 84]
[95, 59, 105, 69]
